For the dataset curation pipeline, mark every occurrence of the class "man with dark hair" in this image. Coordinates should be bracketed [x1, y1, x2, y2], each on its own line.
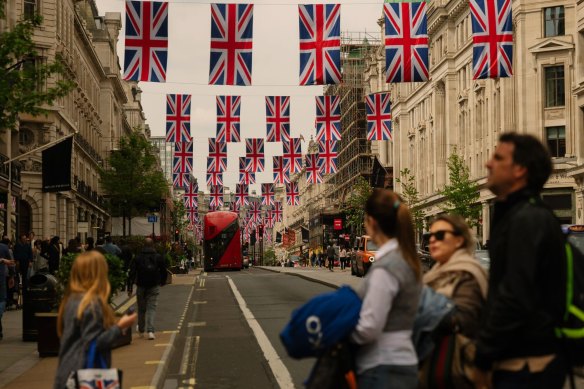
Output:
[13, 234, 33, 293]
[473, 133, 567, 388]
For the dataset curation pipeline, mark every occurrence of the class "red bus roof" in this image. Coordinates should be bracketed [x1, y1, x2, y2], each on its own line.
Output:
[204, 211, 239, 240]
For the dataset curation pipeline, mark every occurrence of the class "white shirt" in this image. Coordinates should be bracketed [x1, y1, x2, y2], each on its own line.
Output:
[350, 238, 418, 373]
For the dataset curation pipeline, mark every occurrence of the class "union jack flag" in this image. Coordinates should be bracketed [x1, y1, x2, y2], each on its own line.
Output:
[250, 202, 262, 223]
[273, 201, 283, 222]
[187, 208, 198, 224]
[230, 201, 241, 212]
[208, 139, 228, 172]
[273, 156, 290, 184]
[239, 157, 256, 184]
[305, 154, 323, 184]
[123, 1, 168, 82]
[264, 211, 275, 228]
[173, 142, 193, 173]
[318, 140, 338, 174]
[216, 96, 241, 143]
[245, 138, 264, 172]
[261, 183, 275, 206]
[184, 181, 198, 209]
[206, 157, 224, 173]
[384, 2, 429, 83]
[209, 4, 254, 86]
[283, 138, 303, 174]
[266, 96, 291, 142]
[209, 185, 224, 208]
[286, 182, 300, 206]
[173, 172, 189, 188]
[366, 93, 392, 141]
[79, 377, 119, 389]
[315, 95, 341, 141]
[470, 0, 513, 79]
[166, 94, 192, 142]
[235, 183, 249, 207]
[206, 172, 223, 187]
[298, 4, 341, 86]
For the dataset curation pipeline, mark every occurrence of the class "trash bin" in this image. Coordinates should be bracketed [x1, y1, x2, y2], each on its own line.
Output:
[23, 273, 58, 342]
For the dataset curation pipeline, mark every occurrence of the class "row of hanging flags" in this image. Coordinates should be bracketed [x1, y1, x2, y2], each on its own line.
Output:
[123, 0, 513, 84]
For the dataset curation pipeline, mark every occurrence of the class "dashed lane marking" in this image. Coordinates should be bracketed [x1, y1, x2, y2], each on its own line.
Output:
[195, 288, 206, 291]
[145, 361, 163, 365]
[155, 343, 171, 347]
[188, 322, 206, 327]
[163, 330, 179, 334]
[192, 301, 207, 305]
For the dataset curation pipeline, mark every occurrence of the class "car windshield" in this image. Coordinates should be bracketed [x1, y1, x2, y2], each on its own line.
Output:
[366, 240, 378, 251]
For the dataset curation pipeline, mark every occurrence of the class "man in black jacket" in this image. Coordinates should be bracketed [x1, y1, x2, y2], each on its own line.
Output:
[473, 133, 567, 388]
[128, 238, 167, 340]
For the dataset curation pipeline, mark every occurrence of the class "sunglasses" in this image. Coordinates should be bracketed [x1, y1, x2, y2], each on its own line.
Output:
[424, 230, 460, 241]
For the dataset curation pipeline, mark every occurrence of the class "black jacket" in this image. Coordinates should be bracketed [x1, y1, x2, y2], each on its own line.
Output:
[128, 247, 167, 289]
[475, 188, 565, 369]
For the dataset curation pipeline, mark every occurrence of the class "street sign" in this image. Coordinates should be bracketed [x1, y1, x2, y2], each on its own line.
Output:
[148, 215, 158, 223]
[77, 222, 89, 233]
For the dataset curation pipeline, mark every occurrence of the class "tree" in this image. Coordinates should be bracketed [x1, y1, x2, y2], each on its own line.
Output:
[100, 130, 168, 235]
[0, 3, 73, 131]
[345, 176, 373, 238]
[396, 168, 425, 237]
[440, 150, 481, 227]
[172, 198, 188, 239]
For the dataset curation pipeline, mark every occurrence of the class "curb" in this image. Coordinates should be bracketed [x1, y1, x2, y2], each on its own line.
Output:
[256, 267, 340, 290]
[150, 332, 177, 389]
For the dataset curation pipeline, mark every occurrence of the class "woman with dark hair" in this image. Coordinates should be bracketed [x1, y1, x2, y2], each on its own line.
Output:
[350, 189, 422, 389]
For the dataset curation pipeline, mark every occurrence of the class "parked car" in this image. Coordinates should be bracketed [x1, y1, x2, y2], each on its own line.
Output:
[351, 236, 378, 277]
[288, 255, 301, 267]
[417, 244, 433, 273]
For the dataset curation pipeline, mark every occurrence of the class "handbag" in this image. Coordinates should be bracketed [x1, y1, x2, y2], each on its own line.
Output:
[419, 333, 475, 389]
[74, 340, 123, 389]
[305, 342, 357, 389]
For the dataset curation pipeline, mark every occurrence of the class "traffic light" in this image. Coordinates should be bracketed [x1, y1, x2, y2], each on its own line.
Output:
[174, 229, 179, 241]
[258, 224, 264, 237]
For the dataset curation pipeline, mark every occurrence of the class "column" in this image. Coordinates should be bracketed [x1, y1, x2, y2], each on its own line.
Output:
[434, 81, 447, 189]
[481, 202, 491, 245]
[67, 199, 75, 240]
[42, 192, 51, 239]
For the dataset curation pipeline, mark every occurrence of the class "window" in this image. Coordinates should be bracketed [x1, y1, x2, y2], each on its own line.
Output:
[545, 66, 565, 107]
[18, 128, 34, 146]
[544, 6, 565, 37]
[23, 0, 37, 20]
[546, 126, 566, 157]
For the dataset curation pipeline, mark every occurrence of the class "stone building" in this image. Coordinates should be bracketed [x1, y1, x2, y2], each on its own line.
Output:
[150, 136, 174, 184]
[365, 0, 580, 243]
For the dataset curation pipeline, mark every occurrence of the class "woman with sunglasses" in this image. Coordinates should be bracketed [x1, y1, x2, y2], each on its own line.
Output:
[350, 189, 422, 389]
[419, 214, 488, 388]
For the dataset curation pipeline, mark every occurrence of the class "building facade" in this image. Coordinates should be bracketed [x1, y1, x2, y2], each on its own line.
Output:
[150, 137, 174, 184]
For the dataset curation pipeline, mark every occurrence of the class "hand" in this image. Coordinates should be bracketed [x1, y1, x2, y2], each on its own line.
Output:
[471, 368, 492, 389]
[117, 312, 137, 330]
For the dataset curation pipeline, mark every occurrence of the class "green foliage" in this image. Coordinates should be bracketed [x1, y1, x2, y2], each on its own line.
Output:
[0, 7, 73, 131]
[345, 176, 373, 237]
[100, 130, 168, 220]
[440, 150, 481, 227]
[56, 253, 126, 303]
[264, 248, 276, 265]
[396, 168, 425, 236]
[172, 198, 189, 236]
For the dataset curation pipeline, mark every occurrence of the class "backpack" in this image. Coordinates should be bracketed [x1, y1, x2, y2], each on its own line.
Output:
[137, 253, 160, 288]
[280, 285, 362, 359]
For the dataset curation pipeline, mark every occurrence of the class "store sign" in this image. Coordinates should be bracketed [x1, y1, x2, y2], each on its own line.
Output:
[333, 218, 342, 230]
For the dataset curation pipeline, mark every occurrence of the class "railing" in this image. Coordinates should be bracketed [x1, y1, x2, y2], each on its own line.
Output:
[73, 175, 106, 207]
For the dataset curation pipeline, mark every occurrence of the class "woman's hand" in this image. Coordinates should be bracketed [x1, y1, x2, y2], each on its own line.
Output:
[117, 312, 137, 330]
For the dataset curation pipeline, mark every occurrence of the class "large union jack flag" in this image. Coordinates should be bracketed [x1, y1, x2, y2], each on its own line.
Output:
[208, 138, 228, 172]
[273, 201, 283, 222]
[209, 4, 254, 86]
[298, 4, 341, 86]
[184, 181, 198, 209]
[250, 202, 262, 223]
[206, 172, 223, 187]
[315, 95, 341, 141]
[173, 172, 189, 188]
[266, 96, 291, 142]
[235, 183, 249, 207]
[283, 138, 303, 174]
[305, 153, 323, 184]
[123, 1, 168, 82]
[239, 157, 256, 184]
[286, 182, 301, 206]
[166, 94, 192, 142]
[470, 0, 513, 79]
[209, 185, 224, 209]
[318, 140, 338, 174]
[366, 93, 392, 141]
[384, 2, 429, 83]
[216, 96, 241, 143]
[245, 138, 265, 172]
[173, 142, 193, 173]
[206, 157, 223, 173]
[261, 183, 275, 206]
[273, 156, 290, 184]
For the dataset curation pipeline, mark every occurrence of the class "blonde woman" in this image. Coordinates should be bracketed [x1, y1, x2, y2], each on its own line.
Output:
[54, 251, 136, 389]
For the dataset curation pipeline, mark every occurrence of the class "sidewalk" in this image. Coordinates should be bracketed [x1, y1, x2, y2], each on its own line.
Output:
[257, 265, 364, 290]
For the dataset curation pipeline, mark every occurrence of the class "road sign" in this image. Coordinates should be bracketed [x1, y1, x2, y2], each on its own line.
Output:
[148, 215, 158, 223]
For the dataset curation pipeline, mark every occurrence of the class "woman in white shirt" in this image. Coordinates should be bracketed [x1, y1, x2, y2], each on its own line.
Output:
[351, 189, 422, 389]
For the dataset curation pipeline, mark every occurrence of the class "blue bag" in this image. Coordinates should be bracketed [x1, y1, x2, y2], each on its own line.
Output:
[280, 285, 362, 359]
[72, 340, 123, 389]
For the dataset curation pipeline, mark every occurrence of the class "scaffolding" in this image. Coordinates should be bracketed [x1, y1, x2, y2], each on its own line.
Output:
[325, 32, 381, 206]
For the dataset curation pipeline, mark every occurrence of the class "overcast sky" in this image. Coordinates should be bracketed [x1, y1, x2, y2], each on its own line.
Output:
[95, 0, 382, 193]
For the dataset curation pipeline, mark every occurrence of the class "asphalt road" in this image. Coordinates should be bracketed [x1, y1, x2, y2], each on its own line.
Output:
[160, 268, 333, 389]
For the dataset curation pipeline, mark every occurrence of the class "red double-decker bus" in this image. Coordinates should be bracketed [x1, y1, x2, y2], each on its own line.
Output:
[203, 211, 242, 271]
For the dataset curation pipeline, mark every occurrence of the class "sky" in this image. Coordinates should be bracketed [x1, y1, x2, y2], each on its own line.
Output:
[95, 0, 383, 194]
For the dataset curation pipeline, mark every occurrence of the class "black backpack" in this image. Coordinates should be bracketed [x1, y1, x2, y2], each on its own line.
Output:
[137, 253, 160, 287]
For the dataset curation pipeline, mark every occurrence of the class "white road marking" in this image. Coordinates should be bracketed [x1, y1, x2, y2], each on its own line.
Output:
[188, 322, 206, 327]
[180, 332, 194, 375]
[190, 336, 200, 383]
[226, 276, 294, 389]
[192, 301, 207, 305]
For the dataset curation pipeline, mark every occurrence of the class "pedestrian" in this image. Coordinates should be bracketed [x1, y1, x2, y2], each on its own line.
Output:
[64, 239, 81, 256]
[340, 246, 347, 270]
[418, 214, 488, 388]
[0, 239, 15, 340]
[13, 233, 33, 293]
[54, 251, 136, 389]
[128, 238, 167, 340]
[310, 251, 316, 267]
[473, 133, 567, 389]
[85, 237, 95, 251]
[120, 244, 133, 291]
[32, 240, 48, 273]
[102, 236, 122, 257]
[350, 189, 421, 389]
[48, 236, 61, 275]
[326, 245, 335, 271]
